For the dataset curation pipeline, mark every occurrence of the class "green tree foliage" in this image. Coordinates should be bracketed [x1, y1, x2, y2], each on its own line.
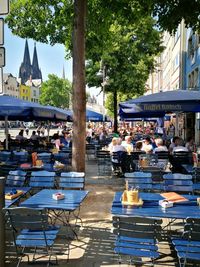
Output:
[150, 0, 200, 33]
[39, 74, 72, 108]
[86, 16, 163, 118]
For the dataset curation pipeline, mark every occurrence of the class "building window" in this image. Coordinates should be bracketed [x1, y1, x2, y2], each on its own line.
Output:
[174, 26, 180, 44]
[173, 54, 179, 72]
[188, 68, 199, 89]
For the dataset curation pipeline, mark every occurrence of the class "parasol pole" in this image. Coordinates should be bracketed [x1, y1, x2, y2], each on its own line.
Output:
[5, 116, 8, 150]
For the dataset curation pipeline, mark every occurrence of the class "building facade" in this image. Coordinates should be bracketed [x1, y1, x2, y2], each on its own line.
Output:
[19, 84, 31, 101]
[3, 73, 19, 97]
[146, 20, 200, 142]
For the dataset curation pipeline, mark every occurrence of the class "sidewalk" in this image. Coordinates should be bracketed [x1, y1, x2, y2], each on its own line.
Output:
[6, 158, 176, 267]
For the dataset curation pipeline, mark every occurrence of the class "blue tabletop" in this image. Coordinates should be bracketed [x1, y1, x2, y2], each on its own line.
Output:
[20, 189, 89, 211]
[112, 192, 200, 219]
[5, 187, 31, 208]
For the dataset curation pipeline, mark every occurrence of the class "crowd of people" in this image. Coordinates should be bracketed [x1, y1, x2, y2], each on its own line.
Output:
[0, 121, 196, 158]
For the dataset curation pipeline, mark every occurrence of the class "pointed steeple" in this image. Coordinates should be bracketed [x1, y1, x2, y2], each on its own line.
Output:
[23, 39, 31, 66]
[31, 42, 42, 80]
[62, 65, 66, 79]
[19, 39, 32, 84]
[32, 43, 39, 71]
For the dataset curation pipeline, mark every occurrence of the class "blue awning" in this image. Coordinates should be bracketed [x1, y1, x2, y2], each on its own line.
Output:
[120, 90, 200, 114]
[0, 95, 69, 121]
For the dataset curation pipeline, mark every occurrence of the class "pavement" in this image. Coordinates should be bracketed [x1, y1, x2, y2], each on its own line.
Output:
[5, 150, 178, 266]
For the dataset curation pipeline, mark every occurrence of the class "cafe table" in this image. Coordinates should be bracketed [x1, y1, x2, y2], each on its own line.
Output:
[5, 187, 31, 208]
[20, 189, 89, 236]
[112, 192, 200, 219]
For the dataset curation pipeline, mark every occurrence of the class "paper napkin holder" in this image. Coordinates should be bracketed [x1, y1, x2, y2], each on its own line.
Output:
[159, 199, 173, 208]
[52, 193, 65, 200]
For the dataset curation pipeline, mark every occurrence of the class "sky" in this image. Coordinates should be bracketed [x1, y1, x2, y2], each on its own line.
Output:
[3, 25, 103, 104]
[3, 25, 73, 82]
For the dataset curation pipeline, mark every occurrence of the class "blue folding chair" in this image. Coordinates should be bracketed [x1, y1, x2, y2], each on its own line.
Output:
[163, 173, 193, 193]
[29, 170, 56, 190]
[172, 218, 200, 267]
[4, 207, 64, 266]
[6, 170, 27, 187]
[0, 151, 11, 162]
[59, 172, 85, 190]
[113, 216, 162, 266]
[124, 172, 153, 191]
[13, 151, 29, 164]
[37, 152, 52, 163]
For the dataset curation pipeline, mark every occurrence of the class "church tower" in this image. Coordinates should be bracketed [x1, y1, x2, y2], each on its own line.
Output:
[31, 42, 42, 80]
[19, 40, 42, 84]
[19, 39, 32, 84]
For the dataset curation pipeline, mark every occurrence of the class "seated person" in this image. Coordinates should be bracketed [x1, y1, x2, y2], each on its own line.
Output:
[15, 130, 27, 142]
[30, 130, 38, 141]
[153, 138, 168, 153]
[172, 137, 188, 153]
[109, 137, 128, 174]
[168, 136, 179, 154]
[185, 136, 196, 152]
[60, 131, 72, 147]
[141, 136, 153, 154]
[135, 141, 143, 151]
[122, 135, 134, 153]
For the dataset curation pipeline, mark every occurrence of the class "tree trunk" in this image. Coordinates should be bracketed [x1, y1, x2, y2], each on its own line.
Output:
[72, 0, 86, 172]
[113, 89, 118, 133]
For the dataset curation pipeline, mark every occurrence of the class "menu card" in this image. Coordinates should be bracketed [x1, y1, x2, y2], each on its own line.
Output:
[160, 192, 188, 203]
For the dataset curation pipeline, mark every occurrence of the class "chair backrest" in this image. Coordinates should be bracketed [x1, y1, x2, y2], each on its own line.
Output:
[173, 151, 193, 164]
[124, 172, 152, 190]
[54, 152, 69, 164]
[59, 172, 85, 189]
[154, 151, 169, 160]
[184, 218, 200, 241]
[37, 152, 52, 163]
[112, 151, 127, 163]
[163, 173, 193, 193]
[142, 167, 163, 182]
[96, 151, 111, 163]
[130, 151, 146, 161]
[5, 207, 49, 230]
[29, 170, 56, 189]
[6, 170, 27, 187]
[13, 151, 29, 163]
[0, 151, 11, 162]
[113, 216, 162, 240]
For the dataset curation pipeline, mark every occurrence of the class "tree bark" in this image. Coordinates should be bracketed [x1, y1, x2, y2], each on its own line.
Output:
[72, 0, 86, 172]
[113, 89, 118, 133]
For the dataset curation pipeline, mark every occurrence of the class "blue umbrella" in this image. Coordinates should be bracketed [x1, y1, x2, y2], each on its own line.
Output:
[86, 109, 105, 122]
[0, 95, 70, 121]
[51, 108, 105, 122]
[120, 90, 200, 113]
[0, 95, 69, 149]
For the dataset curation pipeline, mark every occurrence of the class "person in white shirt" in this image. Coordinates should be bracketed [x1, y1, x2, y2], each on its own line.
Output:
[154, 138, 168, 153]
[122, 136, 133, 153]
[172, 137, 188, 153]
[16, 130, 27, 141]
[30, 131, 38, 141]
[142, 136, 153, 154]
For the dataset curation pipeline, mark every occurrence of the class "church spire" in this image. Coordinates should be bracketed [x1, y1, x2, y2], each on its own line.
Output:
[23, 39, 31, 66]
[32, 43, 39, 71]
[19, 39, 32, 84]
[31, 42, 42, 80]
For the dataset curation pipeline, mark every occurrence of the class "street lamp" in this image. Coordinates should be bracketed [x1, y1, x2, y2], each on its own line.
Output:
[96, 60, 108, 122]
